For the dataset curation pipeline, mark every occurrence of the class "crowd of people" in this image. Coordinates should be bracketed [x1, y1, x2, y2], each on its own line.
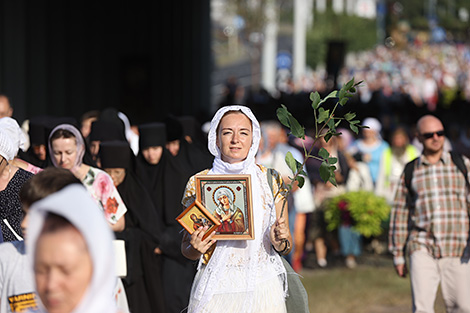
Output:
[222, 42, 470, 146]
[0, 97, 217, 312]
[1, 41, 470, 312]
[0, 96, 311, 312]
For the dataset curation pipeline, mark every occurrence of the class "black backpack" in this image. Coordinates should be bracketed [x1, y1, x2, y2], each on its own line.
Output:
[403, 151, 470, 207]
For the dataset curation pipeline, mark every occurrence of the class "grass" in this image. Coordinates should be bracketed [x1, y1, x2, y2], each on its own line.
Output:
[299, 254, 446, 313]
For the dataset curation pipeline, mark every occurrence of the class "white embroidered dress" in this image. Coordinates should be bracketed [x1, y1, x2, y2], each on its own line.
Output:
[181, 105, 288, 313]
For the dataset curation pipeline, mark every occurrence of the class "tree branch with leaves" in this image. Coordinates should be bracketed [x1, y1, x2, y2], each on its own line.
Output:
[275, 77, 365, 218]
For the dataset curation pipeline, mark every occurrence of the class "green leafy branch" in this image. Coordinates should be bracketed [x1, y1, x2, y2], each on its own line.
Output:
[275, 77, 366, 217]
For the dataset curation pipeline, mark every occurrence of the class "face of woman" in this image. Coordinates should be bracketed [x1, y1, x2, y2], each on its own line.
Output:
[142, 146, 163, 165]
[0, 155, 8, 174]
[218, 194, 230, 206]
[166, 140, 180, 157]
[51, 138, 78, 170]
[216, 112, 253, 164]
[34, 226, 93, 313]
[104, 168, 126, 187]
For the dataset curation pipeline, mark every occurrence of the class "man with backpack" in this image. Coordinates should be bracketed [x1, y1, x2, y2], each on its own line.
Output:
[389, 115, 470, 313]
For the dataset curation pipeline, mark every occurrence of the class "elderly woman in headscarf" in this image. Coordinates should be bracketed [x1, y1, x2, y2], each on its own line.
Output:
[27, 184, 119, 313]
[48, 124, 127, 232]
[181, 105, 292, 313]
[0, 117, 34, 241]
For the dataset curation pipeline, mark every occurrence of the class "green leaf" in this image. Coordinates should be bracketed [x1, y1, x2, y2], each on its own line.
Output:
[319, 161, 331, 183]
[285, 151, 297, 175]
[339, 98, 349, 106]
[318, 90, 338, 107]
[344, 112, 355, 121]
[338, 87, 346, 100]
[345, 77, 355, 90]
[324, 132, 333, 142]
[276, 105, 290, 128]
[318, 107, 329, 123]
[318, 147, 329, 159]
[350, 123, 359, 134]
[327, 119, 336, 131]
[328, 165, 338, 186]
[295, 159, 304, 172]
[296, 175, 305, 188]
[328, 157, 338, 164]
[310, 91, 321, 109]
[288, 114, 305, 139]
[354, 80, 364, 87]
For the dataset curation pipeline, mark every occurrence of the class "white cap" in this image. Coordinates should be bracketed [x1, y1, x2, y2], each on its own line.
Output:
[363, 117, 382, 133]
[0, 117, 26, 161]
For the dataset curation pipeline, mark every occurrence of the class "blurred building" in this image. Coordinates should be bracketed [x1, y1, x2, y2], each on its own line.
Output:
[0, 1, 212, 125]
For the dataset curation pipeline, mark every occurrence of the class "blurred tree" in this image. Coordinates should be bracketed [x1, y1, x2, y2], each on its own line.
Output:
[306, 7, 376, 71]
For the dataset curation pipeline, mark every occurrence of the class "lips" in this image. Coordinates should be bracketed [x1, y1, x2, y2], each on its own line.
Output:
[45, 296, 62, 309]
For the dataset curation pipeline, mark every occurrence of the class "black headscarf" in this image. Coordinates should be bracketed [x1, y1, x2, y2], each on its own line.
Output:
[166, 115, 213, 176]
[89, 120, 126, 142]
[18, 115, 51, 168]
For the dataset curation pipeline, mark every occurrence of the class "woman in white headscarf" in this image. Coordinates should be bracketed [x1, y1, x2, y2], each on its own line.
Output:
[27, 184, 118, 313]
[48, 124, 127, 232]
[181, 105, 292, 313]
[0, 117, 34, 241]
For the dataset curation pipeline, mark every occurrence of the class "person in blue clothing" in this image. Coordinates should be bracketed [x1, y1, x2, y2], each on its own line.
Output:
[348, 117, 389, 187]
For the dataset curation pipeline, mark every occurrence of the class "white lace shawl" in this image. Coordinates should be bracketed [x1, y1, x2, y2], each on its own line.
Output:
[190, 105, 287, 312]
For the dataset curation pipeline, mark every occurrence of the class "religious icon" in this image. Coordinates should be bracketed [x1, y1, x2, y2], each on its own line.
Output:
[195, 174, 254, 240]
[176, 200, 221, 240]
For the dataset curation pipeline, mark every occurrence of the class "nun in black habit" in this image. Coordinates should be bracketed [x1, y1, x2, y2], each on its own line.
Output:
[18, 116, 49, 168]
[164, 115, 213, 175]
[99, 140, 165, 313]
[135, 122, 197, 313]
[89, 119, 127, 166]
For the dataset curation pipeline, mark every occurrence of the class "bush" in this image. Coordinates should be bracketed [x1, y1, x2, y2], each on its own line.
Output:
[324, 191, 391, 238]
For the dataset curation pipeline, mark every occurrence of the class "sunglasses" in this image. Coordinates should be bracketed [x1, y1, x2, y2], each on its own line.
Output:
[420, 130, 445, 139]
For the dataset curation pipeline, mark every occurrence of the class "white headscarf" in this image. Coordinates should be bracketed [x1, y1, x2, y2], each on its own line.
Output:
[190, 105, 286, 312]
[48, 124, 86, 172]
[0, 117, 26, 161]
[117, 112, 139, 156]
[207, 105, 261, 175]
[27, 184, 117, 313]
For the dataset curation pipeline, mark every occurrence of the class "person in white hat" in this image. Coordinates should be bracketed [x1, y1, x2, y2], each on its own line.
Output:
[348, 117, 390, 186]
[0, 117, 34, 242]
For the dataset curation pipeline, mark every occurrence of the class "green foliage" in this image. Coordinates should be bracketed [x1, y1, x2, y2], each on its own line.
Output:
[306, 9, 377, 69]
[324, 191, 391, 238]
[277, 77, 364, 190]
